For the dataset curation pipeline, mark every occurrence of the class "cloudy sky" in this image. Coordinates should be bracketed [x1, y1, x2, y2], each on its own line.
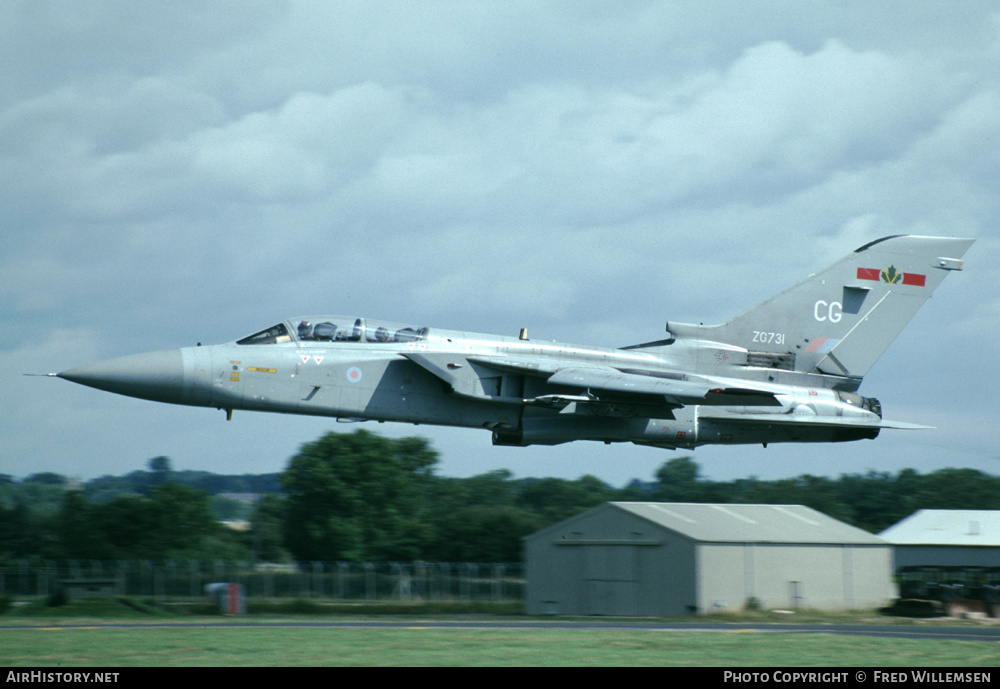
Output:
[3, 1, 998, 487]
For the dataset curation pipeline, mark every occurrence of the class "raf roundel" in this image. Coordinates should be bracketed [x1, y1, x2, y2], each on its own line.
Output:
[346, 367, 363, 383]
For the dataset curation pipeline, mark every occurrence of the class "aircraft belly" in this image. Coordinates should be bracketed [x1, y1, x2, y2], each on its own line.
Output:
[502, 402, 879, 448]
[360, 360, 521, 427]
[292, 356, 518, 428]
[696, 415, 879, 444]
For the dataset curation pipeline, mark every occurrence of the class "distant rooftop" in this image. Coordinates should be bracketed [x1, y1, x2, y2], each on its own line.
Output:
[879, 510, 1000, 546]
[594, 502, 886, 545]
[217, 493, 261, 504]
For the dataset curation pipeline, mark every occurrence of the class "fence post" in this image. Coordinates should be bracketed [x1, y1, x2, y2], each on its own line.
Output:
[493, 564, 504, 601]
[312, 561, 323, 598]
[115, 561, 126, 597]
[41, 561, 53, 597]
[189, 560, 200, 598]
[337, 562, 348, 600]
[415, 562, 427, 601]
[364, 563, 375, 601]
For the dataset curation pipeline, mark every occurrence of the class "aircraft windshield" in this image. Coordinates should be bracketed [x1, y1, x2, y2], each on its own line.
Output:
[236, 317, 430, 345]
[236, 323, 292, 345]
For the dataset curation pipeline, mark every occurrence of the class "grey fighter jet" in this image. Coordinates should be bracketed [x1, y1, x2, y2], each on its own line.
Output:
[57, 235, 972, 449]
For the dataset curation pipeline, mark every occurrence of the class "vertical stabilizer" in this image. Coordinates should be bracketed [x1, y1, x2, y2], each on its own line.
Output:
[718, 235, 973, 379]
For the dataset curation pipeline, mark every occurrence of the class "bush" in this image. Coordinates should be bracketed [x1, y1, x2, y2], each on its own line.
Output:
[46, 589, 68, 607]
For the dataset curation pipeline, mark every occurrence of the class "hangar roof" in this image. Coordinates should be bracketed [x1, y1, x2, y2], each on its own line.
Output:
[529, 502, 886, 545]
[878, 510, 1000, 546]
[611, 503, 886, 544]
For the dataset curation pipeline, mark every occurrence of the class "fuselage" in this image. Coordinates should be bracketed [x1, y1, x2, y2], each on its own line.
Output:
[59, 315, 886, 450]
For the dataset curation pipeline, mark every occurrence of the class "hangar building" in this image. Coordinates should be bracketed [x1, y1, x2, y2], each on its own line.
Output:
[524, 502, 893, 616]
[879, 510, 1000, 569]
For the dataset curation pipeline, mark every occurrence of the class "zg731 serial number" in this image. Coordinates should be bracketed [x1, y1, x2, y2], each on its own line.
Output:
[752, 331, 786, 345]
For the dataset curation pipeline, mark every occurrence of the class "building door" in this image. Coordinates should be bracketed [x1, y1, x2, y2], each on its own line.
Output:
[582, 545, 639, 616]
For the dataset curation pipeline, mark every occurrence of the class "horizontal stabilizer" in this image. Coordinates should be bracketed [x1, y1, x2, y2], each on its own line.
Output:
[877, 419, 934, 431]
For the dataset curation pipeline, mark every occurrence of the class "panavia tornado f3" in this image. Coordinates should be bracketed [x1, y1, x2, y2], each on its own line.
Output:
[56, 235, 972, 450]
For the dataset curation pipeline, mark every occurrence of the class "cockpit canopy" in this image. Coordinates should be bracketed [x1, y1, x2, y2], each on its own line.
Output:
[236, 317, 430, 346]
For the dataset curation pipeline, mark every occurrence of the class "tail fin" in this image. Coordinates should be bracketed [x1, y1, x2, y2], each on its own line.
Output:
[680, 235, 973, 381]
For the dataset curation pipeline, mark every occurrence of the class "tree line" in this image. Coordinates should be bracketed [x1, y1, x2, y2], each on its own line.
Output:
[2, 429, 998, 564]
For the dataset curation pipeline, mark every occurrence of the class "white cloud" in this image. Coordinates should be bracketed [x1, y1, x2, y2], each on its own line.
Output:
[1, 2, 997, 484]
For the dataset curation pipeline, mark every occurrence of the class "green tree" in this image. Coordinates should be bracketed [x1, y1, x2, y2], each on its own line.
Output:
[0, 503, 45, 561]
[835, 471, 911, 532]
[148, 456, 173, 487]
[434, 505, 542, 562]
[516, 475, 614, 523]
[281, 430, 437, 562]
[653, 457, 703, 502]
[149, 483, 216, 555]
[914, 468, 1000, 510]
[250, 494, 291, 562]
[24, 472, 66, 486]
[55, 490, 111, 559]
[94, 495, 159, 558]
[85, 482, 219, 559]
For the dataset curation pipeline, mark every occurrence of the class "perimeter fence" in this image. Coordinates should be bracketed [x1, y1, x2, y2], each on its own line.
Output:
[0, 560, 524, 603]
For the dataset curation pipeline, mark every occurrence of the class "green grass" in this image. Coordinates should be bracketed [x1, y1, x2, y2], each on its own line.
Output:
[2, 598, 997, 666]
[2, 626, 998, 666]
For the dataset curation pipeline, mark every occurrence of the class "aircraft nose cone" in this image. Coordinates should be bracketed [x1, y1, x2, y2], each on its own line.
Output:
[58, 349, 188, 404]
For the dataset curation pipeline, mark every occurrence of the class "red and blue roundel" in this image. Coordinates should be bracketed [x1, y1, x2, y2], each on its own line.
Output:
[346, 367, 363, 383]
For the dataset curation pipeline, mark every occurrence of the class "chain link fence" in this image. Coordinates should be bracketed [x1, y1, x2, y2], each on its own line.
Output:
[0, 560, 524, 603]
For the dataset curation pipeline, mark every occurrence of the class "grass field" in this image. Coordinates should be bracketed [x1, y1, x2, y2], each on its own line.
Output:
[2, 599, 998, 666]
[3, 626, 1000, 666]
